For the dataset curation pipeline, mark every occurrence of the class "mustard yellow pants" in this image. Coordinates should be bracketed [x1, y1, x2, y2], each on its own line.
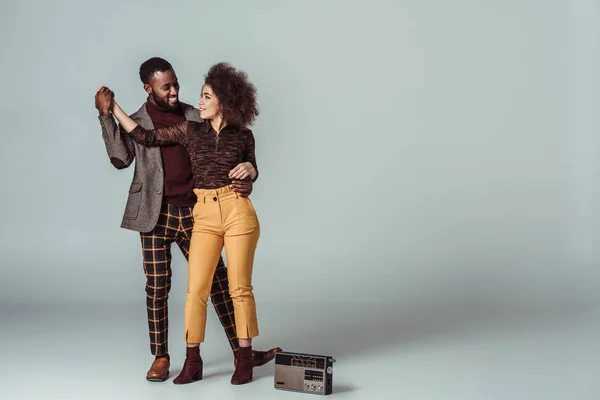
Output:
[184, 185, 260, 343]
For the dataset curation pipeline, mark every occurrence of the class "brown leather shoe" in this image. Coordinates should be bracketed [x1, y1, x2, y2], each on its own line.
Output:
[234, 346, 282, 368]
[146, 356, 170, 382]
[253, 346, 282, 367]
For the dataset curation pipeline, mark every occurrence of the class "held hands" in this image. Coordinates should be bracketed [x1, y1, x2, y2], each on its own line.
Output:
[94, 87, 134, 132]
[95, 86, 114, 116]
[229, 162, 256, 181]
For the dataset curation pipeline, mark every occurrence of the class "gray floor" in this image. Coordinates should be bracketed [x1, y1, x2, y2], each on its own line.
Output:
[1, 299, 598, 400]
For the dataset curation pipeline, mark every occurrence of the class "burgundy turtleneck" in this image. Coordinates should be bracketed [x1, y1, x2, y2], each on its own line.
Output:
[145, 100, 196, 207]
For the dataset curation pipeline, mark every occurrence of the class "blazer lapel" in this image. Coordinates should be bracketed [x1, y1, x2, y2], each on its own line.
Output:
[182, 103, 202, 123]
[131, 103, 162, 164]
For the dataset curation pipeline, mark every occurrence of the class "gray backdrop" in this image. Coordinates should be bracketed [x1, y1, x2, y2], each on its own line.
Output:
[0, 1, 598, 398]
[1, 0, 597, 307]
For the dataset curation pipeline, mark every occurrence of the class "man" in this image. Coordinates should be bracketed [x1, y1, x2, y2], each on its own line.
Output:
[95, 57, 279, 382]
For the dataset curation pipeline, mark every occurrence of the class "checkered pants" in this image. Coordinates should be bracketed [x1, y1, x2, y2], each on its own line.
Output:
[140, 203, 239, 356]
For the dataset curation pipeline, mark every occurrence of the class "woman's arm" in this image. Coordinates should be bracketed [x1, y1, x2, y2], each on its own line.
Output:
[112, 101, 189, 147]
[229, 130, 258, 181]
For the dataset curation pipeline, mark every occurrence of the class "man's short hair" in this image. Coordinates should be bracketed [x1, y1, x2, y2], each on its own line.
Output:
[139, 57, 172, 84]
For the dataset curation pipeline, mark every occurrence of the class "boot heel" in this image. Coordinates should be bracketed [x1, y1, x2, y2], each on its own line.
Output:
[192, 365, 203, 381]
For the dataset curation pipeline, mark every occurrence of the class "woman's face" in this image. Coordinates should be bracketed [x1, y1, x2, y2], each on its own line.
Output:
[198, 84, 220, 120]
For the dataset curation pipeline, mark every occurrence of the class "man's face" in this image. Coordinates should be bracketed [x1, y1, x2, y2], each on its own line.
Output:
[145, 69, 180, 110]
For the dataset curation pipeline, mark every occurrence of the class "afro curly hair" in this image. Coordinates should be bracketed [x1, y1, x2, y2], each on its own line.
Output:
[203, 62, 259, 127]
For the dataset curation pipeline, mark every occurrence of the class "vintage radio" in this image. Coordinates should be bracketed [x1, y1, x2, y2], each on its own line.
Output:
[274, 351, 335, 395]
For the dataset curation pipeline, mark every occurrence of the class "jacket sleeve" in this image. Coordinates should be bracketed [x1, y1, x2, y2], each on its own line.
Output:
[99, 114, 135, 170]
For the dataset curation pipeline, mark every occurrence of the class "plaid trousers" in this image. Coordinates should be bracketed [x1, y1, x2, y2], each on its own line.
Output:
[140, 202, 239, 356]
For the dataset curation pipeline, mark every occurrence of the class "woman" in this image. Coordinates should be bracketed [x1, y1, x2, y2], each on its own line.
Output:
[111, 62, 261, 385]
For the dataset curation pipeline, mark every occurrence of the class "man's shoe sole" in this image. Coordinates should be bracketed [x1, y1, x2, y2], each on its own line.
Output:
[146, 372, 169, 382]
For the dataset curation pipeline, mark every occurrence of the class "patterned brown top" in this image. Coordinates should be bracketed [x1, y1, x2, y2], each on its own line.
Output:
[129, 120, 258, 190]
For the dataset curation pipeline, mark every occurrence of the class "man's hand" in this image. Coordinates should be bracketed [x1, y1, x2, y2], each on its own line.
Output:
[95, 86, 114, 116]
[231, 178, 253, 198]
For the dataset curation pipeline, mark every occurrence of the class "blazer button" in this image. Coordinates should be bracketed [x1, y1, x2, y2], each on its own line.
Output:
[213, 197, 217, 201]
[158, 191, 162, 195]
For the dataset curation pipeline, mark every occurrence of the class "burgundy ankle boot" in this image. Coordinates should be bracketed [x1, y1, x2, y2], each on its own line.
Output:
[231, 346, 253, 385]
[173, 346, 203, 384]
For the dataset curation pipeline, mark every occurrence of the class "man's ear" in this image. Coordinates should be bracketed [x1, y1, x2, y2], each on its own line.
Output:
[143, 84, 152, 96]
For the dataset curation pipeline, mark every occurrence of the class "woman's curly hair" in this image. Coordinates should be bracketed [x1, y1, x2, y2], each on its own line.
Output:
[204, 62, 259, 127]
